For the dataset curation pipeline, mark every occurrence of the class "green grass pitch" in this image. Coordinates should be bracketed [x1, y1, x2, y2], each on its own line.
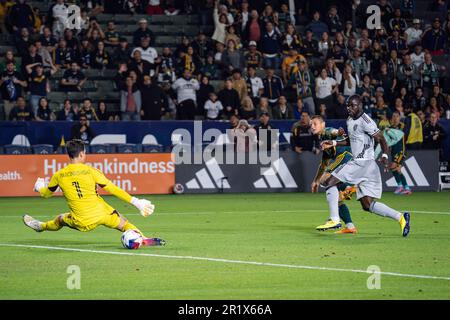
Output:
[0, 192, 449, 300]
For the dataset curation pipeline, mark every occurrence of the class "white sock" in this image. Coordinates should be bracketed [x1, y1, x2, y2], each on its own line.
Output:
[326, 186, 340, 222]
[346, 222, 355, 229]
[369, 202, 402, 221]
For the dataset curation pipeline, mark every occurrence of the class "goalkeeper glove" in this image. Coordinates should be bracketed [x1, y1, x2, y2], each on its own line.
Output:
[33, 177, 46, 192]
[131, 197, 155, 217]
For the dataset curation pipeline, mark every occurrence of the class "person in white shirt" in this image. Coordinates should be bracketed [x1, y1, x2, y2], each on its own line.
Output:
[246, 66, 264, 105]
[204, 92, 223, 120]
[404, 19, 423, 47]
[172, 69, 200, 120]
[340, 64, 359, 97]
[52, 0, 68, 40]
[315, 68, 338, 112]
[131, 36, 159, 66]
[410, 44, 425, 68]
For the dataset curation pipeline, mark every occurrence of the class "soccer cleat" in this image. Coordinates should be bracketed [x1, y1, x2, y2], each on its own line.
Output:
[394, 186, 404, 195]
[142, 237, 166, 246]
[401, 189, 412, 195]
[400, 212, 410, 237]
[316, 219, 342, 231]
[335, 227, 358, 234]
[339, 186, 357, 201]
[23, 214, 43, 232]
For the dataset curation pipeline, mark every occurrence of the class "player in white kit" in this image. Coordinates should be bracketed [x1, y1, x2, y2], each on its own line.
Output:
[320, 95, 410, 237]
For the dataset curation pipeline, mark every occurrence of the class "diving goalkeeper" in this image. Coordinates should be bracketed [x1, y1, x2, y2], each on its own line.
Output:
[23, 139, 165, 246]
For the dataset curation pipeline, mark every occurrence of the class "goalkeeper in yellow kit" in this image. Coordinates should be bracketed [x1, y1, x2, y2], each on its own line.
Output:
[23, 139, 165, 246]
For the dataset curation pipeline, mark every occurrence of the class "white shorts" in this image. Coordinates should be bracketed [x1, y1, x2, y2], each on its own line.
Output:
[331, 159, 382, 200]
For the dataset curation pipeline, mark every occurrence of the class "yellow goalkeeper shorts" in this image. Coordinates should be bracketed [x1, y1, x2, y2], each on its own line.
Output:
[62, 210, 122, 232]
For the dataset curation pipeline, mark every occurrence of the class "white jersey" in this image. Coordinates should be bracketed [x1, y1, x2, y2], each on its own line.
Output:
[347, 113, 380, 161]
[131, 47, 158, 64]
[172, 77, 200, 103]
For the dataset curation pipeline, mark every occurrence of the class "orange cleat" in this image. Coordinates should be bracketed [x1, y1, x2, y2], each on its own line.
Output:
[335, 227, 357, 234]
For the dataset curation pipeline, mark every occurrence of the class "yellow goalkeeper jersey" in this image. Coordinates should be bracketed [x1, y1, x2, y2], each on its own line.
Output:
[41, 163, 132, 226]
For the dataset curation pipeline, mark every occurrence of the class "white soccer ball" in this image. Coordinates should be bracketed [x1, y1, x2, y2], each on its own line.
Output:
[121, 230, 143, 250]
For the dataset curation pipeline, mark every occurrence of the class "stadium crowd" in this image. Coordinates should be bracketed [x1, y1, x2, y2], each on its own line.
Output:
[0, 0, 448, 153]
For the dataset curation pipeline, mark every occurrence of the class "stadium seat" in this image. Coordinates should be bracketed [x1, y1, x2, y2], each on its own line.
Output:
[115, 143, 139, 153]
[0, 145, 4, 154]
[32, 144, 54, 154]
[4, 145, 32, 154]
[142, 144, 164, 153]
[88, 144, 116, 154]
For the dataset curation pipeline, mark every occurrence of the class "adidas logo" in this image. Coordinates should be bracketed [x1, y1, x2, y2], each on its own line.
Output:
[185, 158, 231, 189]
[386, 156, 430, 187]
[253, 158, 298, 189]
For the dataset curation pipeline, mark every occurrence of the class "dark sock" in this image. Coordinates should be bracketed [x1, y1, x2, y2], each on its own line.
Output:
[338, 203, 352, 224]
[392, 171, 402, 186]
[399, 173, 410, 189]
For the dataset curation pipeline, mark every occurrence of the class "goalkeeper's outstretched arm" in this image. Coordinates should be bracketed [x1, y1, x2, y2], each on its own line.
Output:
[91, 168, 155, 217]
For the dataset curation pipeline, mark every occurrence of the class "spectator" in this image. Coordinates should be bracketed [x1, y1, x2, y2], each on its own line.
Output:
[244, 41, 263, 69]
[404, 19, 423, 47]
[229, 119, 257, 153]
[133, 18, 155, 47]
[204, 92, 223, 120]
[318, 31, 333, 61]
[422, 112, 447, 149]
[8, 0, 34, 34]
[288, 60, 315, 115]
[243, 9, 262, 44]
[51, 0, 68, 40]
[218, 78, 240, 119]
[0, 61, 27, 118]
[120, 76, 141, 121]
[255, 97, 272, 118]
[262, 68, 284, 107]
[306, 11, 329, 39]
[347, 48, 369, 80]
[260, 21, 282, 69]
[97, 101, 117, 121]
[325, 5, 343, 34]
[35, 97, 55, 121]
[201, 55, 219, 80]
[281, 23, 302, 55]
[421, 17, 446, 55]
[21, 43, 42, 75]
[60, 62, 86, 92]
[91, 41, 110, 69]
[113, 38, 132, 65]
[196, 74, 214, 117]
[145, 0, 163, 15]
[373, 96, 392, 129]
[71, 115, 95, 144]
[335, 94, 349, 119]
[290, 111, 318, 154]
[8, 96, 33, 121]
[245, 66, 264, 106]
[398, 54, 420, 93]
[420, 53, 445, 95]
[79, 98, 99, 122]
[221, 40, 245, 75]
[281, 48, 306, 84]
[301, 29, 320, 67]
[131, 36, 159, 74]
[55, 39, 76, 68]
[239, 96, 256, 120]
[212, 0, 229, 45]
[26, 62, 57, 115]
[272, 95, 293, 119]
[254, 112, 274, 151]
[315, 68, 337, 111]
[172, 69, 199, 120]
[104, 20, 120, 47]
[192, 31, 213, 65]
[225, 25, 242, 50]
[15, 27, 31, 57]
[404, 106, 423, 149]
[140, 75, 168, 120]
[0, 0, 14, 35]
[231, 69, 247, 102]
[34, 40, 53, 70]
[56, 99, 77, 121]
[411, 86, 427, 112]
[0, 50, 21, 72]
[389, 110, 405, 130]
[163, 0, 180, 16]
[388, 7, 407, 33]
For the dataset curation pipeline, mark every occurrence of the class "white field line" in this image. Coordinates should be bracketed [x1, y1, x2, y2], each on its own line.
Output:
[0, 243, 449, 281]
[0, 209, 449, 218]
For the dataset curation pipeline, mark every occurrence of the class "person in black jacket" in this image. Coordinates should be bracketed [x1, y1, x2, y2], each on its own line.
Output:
[196, 75, 215, 117]
[422, 112, 447, 150]
[218, 79, 241, 119]
[71, 115, 95, 144]
[140, 75, 168, 120]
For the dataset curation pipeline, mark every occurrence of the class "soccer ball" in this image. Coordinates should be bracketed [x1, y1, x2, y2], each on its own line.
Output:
[121, 230, 143, 250]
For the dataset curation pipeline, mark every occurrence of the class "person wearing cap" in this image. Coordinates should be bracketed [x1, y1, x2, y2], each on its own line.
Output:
[133, 18, 155, 47]
[421, 17, 446, 55]
[244, 41, 263, 69]
[404, 19, 423, 47]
